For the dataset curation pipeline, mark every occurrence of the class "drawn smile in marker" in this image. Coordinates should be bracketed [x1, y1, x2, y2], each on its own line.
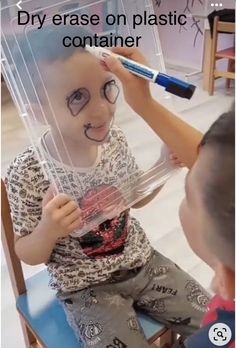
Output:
[84, 120, 112, 142]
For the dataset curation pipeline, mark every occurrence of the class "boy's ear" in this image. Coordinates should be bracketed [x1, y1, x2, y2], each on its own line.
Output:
[212, 262, 235, 300]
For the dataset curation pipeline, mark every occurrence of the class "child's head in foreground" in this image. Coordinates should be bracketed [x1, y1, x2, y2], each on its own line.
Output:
[13, 24, 120, 146]
[180, 105, 235, 300]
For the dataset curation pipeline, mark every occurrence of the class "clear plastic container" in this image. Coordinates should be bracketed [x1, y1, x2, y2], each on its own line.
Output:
[1, 0, 178, 236]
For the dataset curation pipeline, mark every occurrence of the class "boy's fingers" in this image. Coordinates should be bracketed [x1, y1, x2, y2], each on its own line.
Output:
[111, 46, 137, 58]
[42, 180, 62, 206]
[63, 209, 81, 227]
[60, 201, 80, 217]
[67, 218, 82, 233]
[169, 152, 178, 159]
[105, 56, 131, 84]
[111, 47, 148, 65]
[169, 152, 186, 167]
[42, 187, 54, 206]
[171, 159, 186, 167]
[46, 193, 72, 211]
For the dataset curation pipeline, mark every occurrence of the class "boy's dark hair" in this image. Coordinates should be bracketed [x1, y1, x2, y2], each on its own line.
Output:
[199, 103, 235, 271]
[22, 22, 90, 62]
[9, 21, 93, 104]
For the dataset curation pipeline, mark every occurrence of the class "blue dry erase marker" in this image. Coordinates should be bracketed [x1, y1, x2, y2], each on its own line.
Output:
[85, 45, 196, 100]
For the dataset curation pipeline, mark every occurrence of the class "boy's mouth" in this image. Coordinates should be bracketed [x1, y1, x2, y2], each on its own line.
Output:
[90, 122, 107, 130]
[84, 120, 112, 142]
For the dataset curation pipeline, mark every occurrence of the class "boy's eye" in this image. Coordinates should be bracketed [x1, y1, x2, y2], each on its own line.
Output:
[66, 88, 90, 116]
[71, 90, 86, 103]
[103, 79, 120, 104]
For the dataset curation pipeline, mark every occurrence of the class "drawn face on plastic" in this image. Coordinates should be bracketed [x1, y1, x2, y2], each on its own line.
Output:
[66, 78, 119, 142]
[66, 79, 119, 117]
[40, 52, 119, 145]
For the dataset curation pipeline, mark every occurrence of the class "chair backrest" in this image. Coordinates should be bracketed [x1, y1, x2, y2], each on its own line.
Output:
[1, 179, 26, 297]
[214, 16, 235, 35]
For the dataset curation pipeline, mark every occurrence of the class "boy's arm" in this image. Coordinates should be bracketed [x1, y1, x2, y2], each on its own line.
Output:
[13, 186, 60, 265]
[138, 99, 202, 169]
[6, 158, 81, 266]
[14, 189, 81, 265]
[14, 227, 58, 265]
[105, 48, 203, 169]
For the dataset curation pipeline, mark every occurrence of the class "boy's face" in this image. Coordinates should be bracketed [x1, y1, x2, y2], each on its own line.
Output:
[179, 147, 235, 300]
[39, 52, 119, 145]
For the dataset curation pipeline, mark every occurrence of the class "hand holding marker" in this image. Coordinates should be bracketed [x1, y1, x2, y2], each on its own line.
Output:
[85, 46, 196, 100]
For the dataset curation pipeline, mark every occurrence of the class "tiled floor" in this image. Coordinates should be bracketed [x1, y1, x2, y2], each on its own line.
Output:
[1, 71, 234, 347]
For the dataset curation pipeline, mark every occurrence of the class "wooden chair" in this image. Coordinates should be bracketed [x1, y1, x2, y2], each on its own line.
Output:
[208, 16, 235, 95]
[1, 179, 174, 348]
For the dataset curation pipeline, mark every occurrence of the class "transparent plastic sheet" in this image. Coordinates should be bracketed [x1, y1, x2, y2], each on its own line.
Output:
[1, 0, 179, 237]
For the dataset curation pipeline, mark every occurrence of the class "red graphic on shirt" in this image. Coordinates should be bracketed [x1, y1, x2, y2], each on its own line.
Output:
[78, 185, 129, 257]
[202, 296, 235, 348]
[202, 296, 235, 326]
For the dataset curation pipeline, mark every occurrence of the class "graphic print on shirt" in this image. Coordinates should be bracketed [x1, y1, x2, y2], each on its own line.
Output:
[185, 280, 210, 313]
[78, 184, 129, 257]
[78, 319, 103, 346]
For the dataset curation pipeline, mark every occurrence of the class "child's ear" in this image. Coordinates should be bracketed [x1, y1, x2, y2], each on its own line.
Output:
[212, 262, 235, 300]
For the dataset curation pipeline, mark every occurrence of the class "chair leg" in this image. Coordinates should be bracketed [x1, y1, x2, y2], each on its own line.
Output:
[226, 60, 231, 89]
[208, 66, 215, 96]
[208, 17, 219, 96]
[208, 51, 216, 96]
[208, 41, 216, 96]
[19, 317, 37, 348]
[226, 59, 235, 89]
[31, 343, 43, 348]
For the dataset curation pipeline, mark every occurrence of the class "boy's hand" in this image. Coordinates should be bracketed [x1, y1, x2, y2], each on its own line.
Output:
[40, 188, 81, 240]
[105, 47, 153, 115]
[170, 152, 186, 168]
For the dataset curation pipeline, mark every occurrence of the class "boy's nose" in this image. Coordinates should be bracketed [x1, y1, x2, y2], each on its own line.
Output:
[90, 101, 108, 118]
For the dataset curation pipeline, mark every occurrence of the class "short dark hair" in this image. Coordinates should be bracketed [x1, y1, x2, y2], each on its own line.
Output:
[10, 22, 92, 104]
[200, 103, 235, 271]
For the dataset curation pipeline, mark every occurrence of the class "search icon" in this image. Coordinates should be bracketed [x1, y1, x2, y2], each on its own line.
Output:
[217, 331, 224, 339]
[209, 323, 232, 346]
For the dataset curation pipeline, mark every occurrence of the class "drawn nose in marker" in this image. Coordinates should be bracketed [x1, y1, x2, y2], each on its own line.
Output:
[16, 0, 22, 10]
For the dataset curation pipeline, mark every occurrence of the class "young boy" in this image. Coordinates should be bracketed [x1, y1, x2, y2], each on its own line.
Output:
[6, 26, 209, 347]
[179, 109, 235, 348]
[106, 47, 235, 348]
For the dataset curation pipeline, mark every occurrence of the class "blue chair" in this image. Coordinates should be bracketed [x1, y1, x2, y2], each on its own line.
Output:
[1, 180, 169, 347]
